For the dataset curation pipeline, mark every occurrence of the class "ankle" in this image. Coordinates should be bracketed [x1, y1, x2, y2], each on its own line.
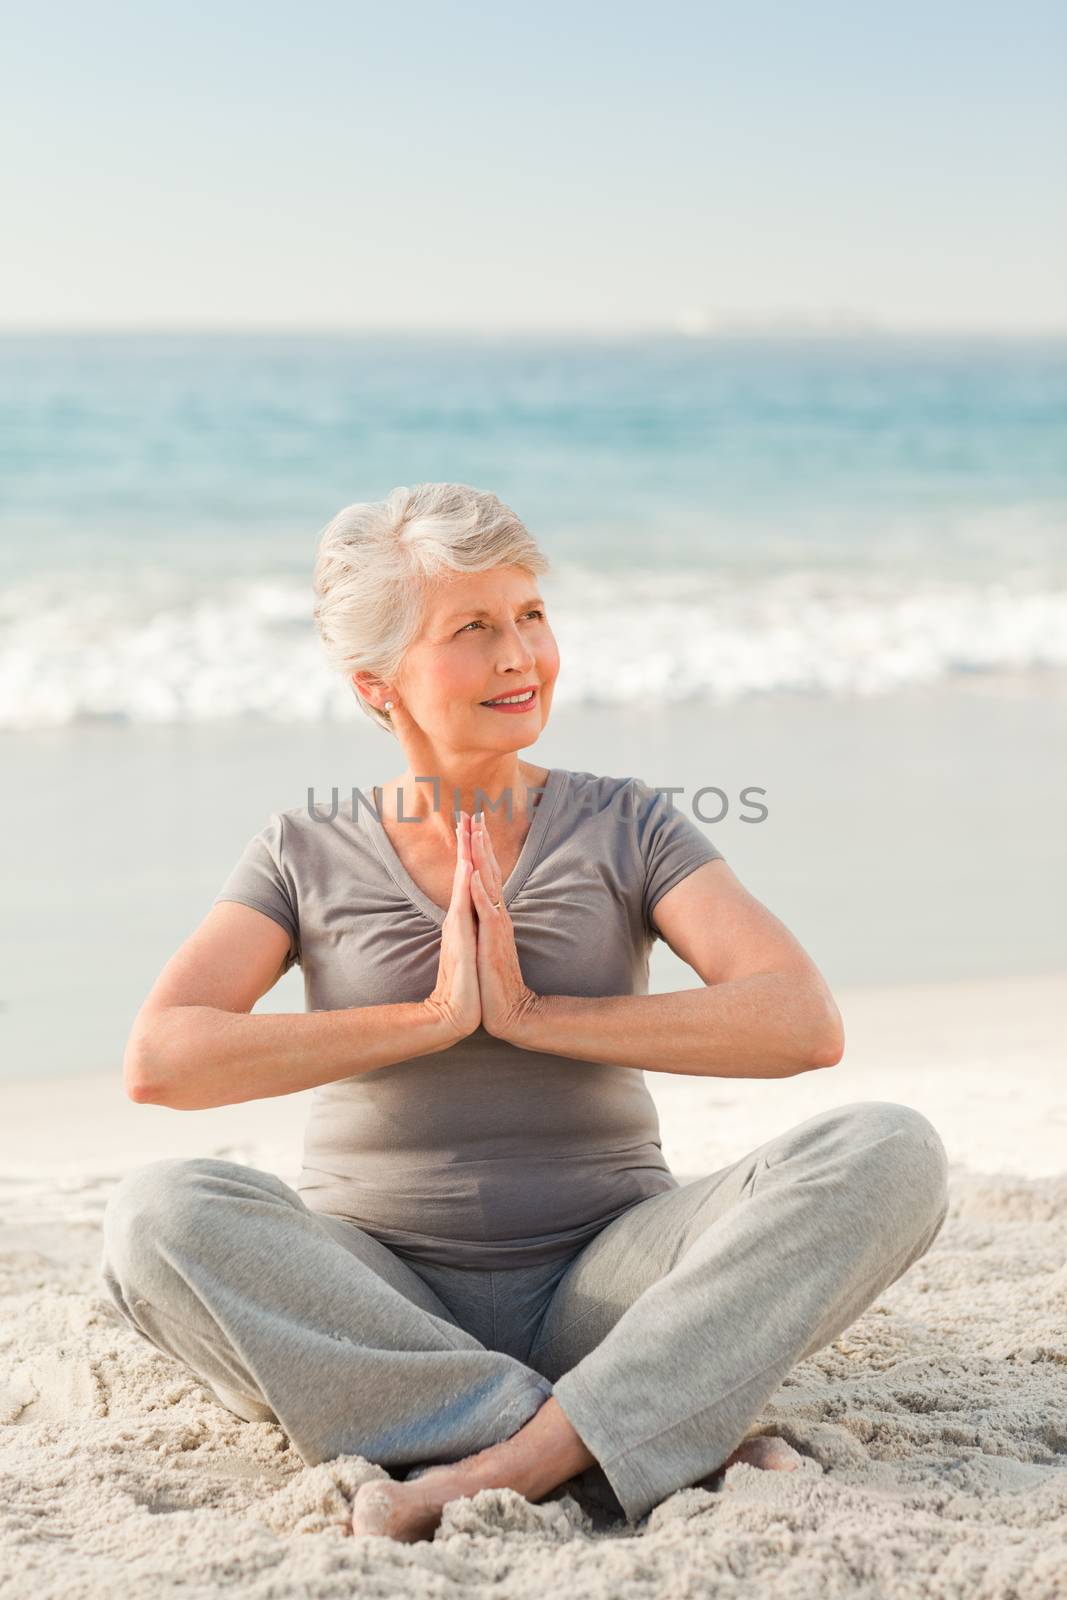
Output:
[446, 1415, 595, 1504]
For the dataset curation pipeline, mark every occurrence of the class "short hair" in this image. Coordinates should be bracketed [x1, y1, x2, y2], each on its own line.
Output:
[312, 482, 551, 735]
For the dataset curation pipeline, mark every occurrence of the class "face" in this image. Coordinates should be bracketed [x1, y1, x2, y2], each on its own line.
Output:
[381, 566, 560, 752]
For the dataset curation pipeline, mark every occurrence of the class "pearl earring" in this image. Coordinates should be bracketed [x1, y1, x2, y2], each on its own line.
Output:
[383, 700, 394, 712]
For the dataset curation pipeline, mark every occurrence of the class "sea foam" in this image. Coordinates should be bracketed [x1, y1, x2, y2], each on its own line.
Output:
[2, 563, 1065, 729]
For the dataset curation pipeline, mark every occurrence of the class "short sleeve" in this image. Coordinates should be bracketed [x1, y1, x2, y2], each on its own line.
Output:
[213, 812, 301, 972]
[629, 777, 725, 943]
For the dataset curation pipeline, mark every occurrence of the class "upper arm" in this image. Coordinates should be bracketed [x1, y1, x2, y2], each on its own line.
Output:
[630, 776, 841, 1059]
[652, 863, 845, 1067]
[631, 776, 815, 986]
[124, 902, 295, 1086]
[650, 856, 832, 991]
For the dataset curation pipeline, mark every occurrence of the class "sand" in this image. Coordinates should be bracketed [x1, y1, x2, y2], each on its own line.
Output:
[1, 971, 1065, 1597]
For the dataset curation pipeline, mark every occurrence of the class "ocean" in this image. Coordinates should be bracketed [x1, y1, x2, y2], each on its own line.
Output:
[2, 331, 1065, 1079]
[2, 331, 1065, 728]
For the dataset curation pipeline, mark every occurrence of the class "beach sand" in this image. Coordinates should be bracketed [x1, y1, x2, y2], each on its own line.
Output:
[1, 970, 1064, 1597]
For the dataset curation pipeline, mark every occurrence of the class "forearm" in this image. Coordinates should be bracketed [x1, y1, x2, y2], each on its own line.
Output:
[509, 972, 844, 1078]
[128, 1000, 460, 1111]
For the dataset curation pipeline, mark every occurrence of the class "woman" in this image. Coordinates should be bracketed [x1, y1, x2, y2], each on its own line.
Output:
[100, 482, 950, 1543]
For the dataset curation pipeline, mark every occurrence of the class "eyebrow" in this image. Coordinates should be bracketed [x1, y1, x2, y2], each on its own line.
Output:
[443, 597, 545, 624]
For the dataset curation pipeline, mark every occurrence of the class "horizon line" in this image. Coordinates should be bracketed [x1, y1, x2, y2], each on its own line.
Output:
[1, 322, 1065, 341]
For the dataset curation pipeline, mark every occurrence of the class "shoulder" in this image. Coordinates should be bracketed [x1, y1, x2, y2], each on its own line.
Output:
[553, 769, 678, 839]
[557, 770, 722, 865]
[274, 790, 379, 829]
[257, 794, 378, 858]
[557, 768, 671, 813]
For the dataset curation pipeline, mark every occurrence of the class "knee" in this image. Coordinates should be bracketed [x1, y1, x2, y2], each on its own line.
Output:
[101, 1156, 254, 1279]
[836, 1100, 950, 1222]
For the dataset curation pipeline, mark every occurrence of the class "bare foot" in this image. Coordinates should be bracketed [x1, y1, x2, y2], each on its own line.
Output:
[721, 1433, 804, 1473]
[350, 1467, 475, 1543]
[350, 1396, 597, 1541]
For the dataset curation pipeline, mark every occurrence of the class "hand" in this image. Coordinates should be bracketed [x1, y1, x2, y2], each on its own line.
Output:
[423, 812, 482, 1041]
[465, 810, 543, 1039]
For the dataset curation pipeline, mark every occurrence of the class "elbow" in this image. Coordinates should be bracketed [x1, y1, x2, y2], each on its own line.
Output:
[803, 997, 845, 1070]
[807, 1036, 845, 1071]
[124, 1008, 214, 1110]
[123, 1031, 167, 1105]
[124, 1059, 161, 1105]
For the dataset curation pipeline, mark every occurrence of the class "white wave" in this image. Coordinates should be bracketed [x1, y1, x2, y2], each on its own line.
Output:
[1, 563, 1065, 729]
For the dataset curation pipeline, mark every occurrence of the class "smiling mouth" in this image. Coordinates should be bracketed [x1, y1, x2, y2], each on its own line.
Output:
[480, 687, 538, 706]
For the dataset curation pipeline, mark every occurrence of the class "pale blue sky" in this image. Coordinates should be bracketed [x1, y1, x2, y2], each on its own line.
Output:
[4, 1, 1065, 332]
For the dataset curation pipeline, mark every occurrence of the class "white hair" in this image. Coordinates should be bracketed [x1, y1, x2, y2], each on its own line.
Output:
[312, 482, 551, 735]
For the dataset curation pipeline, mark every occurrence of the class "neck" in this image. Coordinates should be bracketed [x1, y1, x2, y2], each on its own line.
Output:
[376, 758, 545, 826]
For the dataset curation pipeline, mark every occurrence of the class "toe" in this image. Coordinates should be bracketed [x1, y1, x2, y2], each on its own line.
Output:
[734, 1435, 803, 1471]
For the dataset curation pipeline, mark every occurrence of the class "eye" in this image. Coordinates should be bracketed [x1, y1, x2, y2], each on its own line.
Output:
[455, 609, 544, 635]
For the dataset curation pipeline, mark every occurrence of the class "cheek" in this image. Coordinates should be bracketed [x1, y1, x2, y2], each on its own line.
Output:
[538, 637, 561, 681]
[436, 654, 483, 696]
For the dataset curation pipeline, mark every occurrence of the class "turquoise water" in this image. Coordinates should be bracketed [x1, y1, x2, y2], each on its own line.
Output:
[1, 332, 1065, 723]
[2, 336, 1065, 1075]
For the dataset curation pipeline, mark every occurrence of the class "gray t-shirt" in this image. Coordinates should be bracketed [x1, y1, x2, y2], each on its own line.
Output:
[212, 767, 724, 1268]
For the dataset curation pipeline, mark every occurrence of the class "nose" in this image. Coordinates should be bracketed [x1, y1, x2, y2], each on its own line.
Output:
[497, 623, 537, 674]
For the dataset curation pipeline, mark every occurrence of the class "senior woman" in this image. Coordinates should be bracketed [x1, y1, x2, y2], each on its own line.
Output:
[100, 482, 950, 1543]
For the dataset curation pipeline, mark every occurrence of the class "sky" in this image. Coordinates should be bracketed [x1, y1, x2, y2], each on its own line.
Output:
[3, 0, 1066, 334]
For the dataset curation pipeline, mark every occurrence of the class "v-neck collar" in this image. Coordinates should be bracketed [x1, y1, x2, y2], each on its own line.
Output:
[365, 767, 567, 928]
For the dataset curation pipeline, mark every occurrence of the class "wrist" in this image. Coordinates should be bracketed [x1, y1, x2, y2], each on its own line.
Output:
[503, 989, 550, 1049]
[417, 999, 468, 1050]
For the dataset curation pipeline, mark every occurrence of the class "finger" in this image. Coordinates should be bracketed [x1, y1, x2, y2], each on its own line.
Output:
[452, 866, 471, 913]
[453, 820, 479, 917]
[472, 816, 502, 897]
[471, 868, 499, 912]
[477, 813, 495, 850]
[450, 848, 471, 902]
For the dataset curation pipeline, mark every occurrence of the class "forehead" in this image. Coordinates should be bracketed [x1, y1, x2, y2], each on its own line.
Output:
[425, 568, 542, 624]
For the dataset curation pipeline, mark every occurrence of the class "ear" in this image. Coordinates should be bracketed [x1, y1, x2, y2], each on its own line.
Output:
[351, 671, 391, 709]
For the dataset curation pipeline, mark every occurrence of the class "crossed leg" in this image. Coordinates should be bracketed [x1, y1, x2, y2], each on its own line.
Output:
[98, 1157, 554, 1472]
[98, 1102, 949, 1542]
[355, 1099, 950, 1537]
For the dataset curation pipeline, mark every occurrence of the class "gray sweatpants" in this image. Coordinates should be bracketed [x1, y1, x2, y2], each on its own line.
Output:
[97, 1099, 949, 1524]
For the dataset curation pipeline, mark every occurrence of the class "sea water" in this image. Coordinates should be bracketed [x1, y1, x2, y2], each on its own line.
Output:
[1, 331, 1064, 729]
